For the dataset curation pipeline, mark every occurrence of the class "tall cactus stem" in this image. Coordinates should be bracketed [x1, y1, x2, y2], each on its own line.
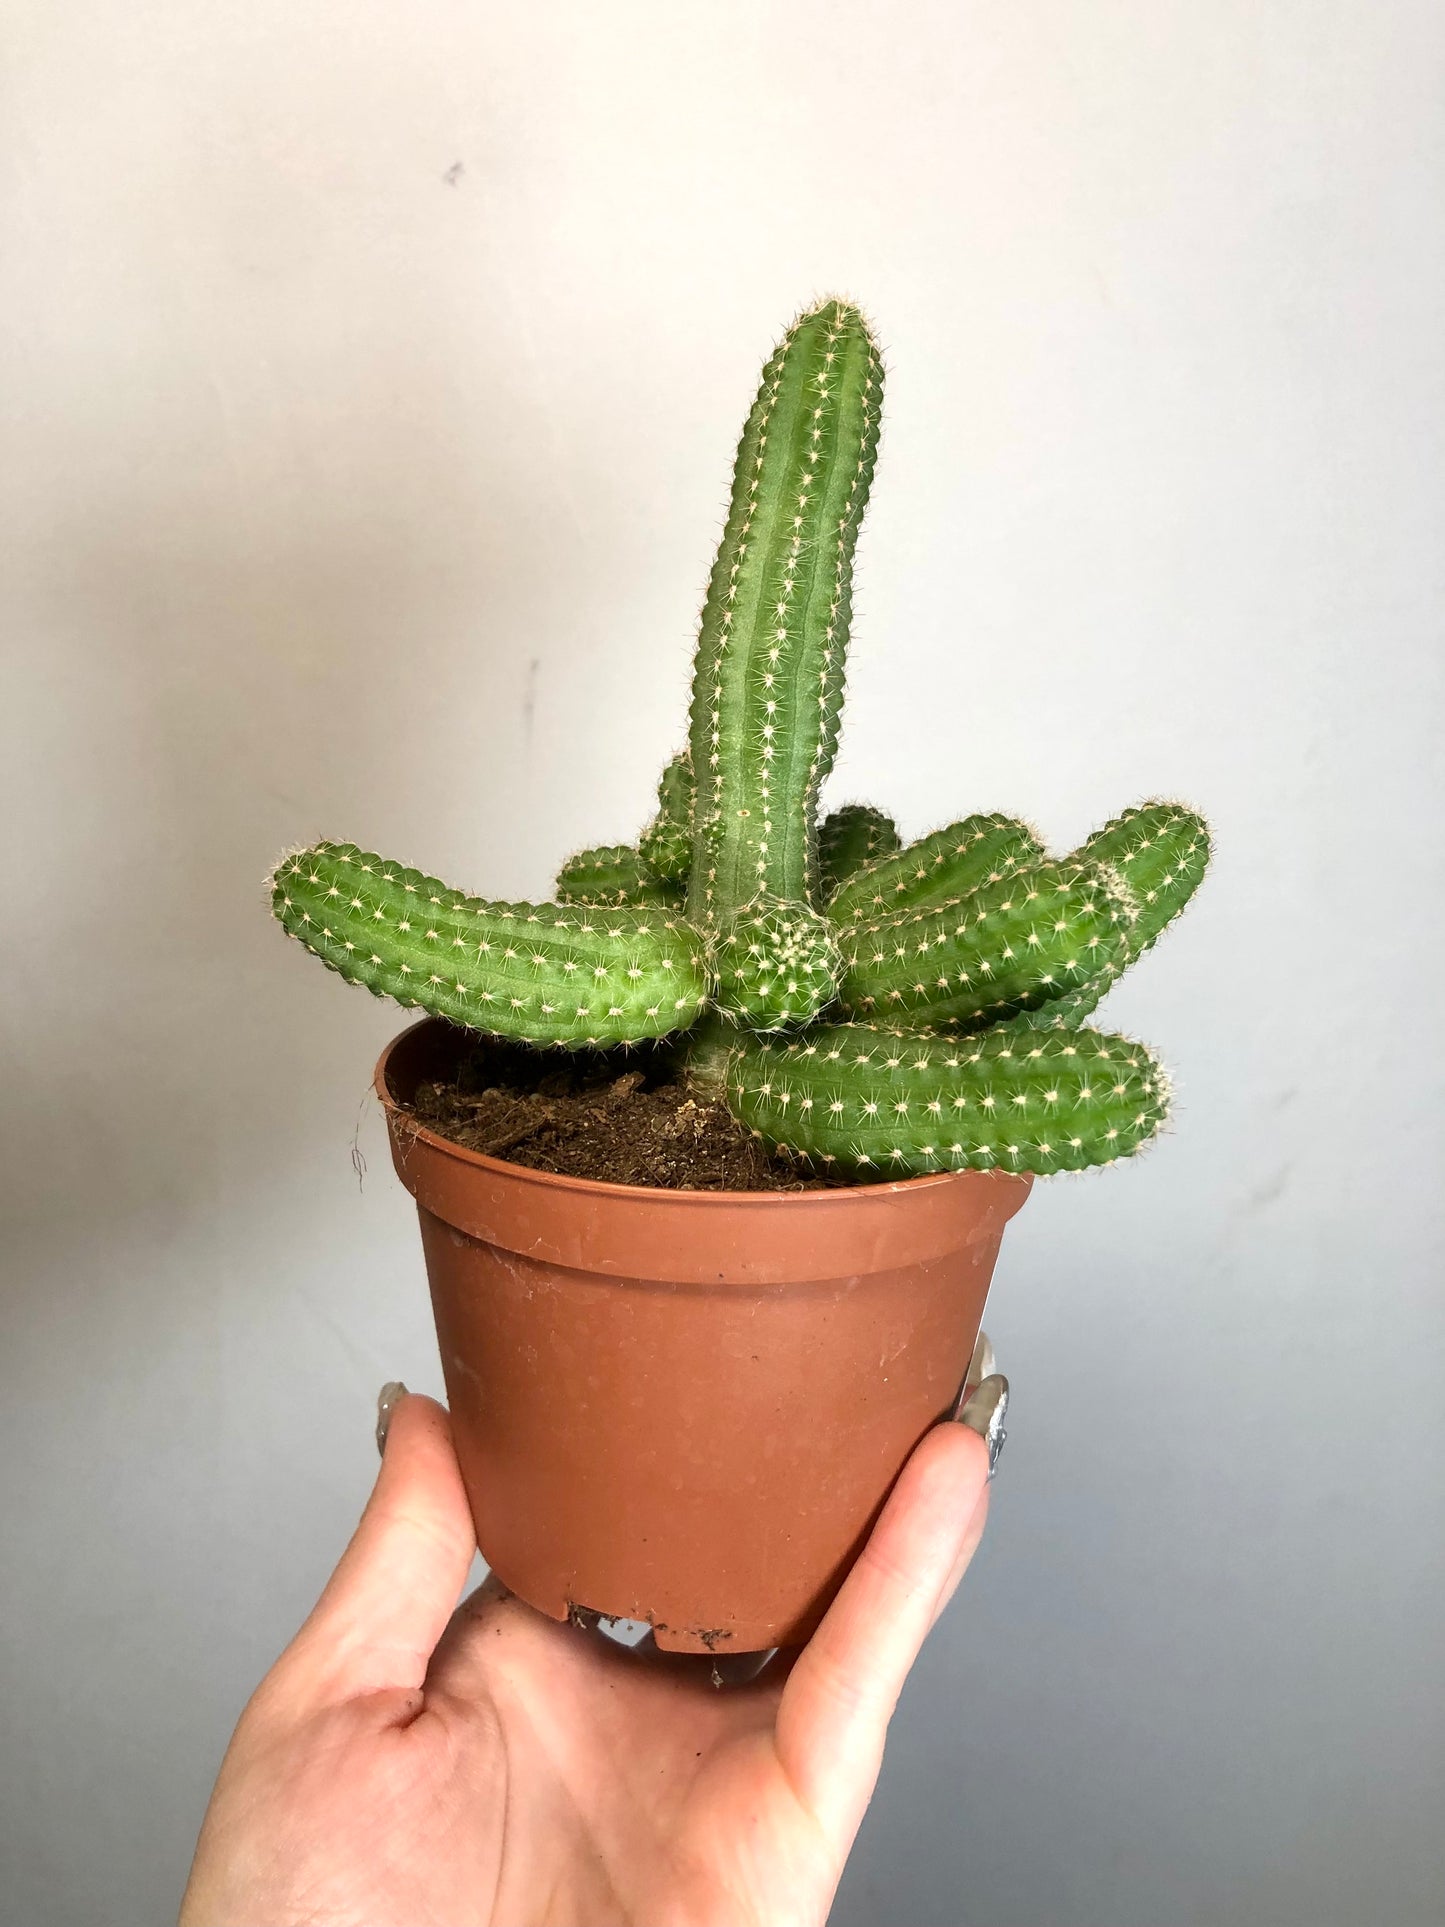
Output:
[686, 299, 884, 927]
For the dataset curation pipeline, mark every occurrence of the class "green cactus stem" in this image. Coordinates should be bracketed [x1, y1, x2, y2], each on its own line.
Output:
[1078, 802, 1211, 956]
[638, 752, 695, 885]
[686, 299, 884, 927]
[555, 843, 682, 908]
[727, 1022, 1170, 1175]
[675, 1011, 740, 1096]
[273, 841, 709, 1046]
[818, 805, 901, 898]
[837, 860, 1136, 1031]
[998, 803, 1211, 1035]
[827, 812, 1043, 924]
[710, 896, 843, 1031]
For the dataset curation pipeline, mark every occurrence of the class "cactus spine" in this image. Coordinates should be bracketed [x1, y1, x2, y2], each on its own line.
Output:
[270, 299, 1209, 1179]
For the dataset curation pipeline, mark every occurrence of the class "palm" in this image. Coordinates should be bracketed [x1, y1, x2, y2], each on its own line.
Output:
[413, 1583, 830, 1925]
[181, 1396, 991, 1927]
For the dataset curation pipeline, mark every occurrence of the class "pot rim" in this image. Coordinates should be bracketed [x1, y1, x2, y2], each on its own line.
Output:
[375, 1016, 1029, 1210]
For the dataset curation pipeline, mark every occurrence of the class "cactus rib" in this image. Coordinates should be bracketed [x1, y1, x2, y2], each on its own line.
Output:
[273, 841, 710, 1046]
[838, 860, 1136, 1031]
[827, 813, 1043, 925]
[686, 299, 884, 926]
[727, 1023, 1170, 1175]
[818, 805, 902, 898]
[556, 843, 682, 909]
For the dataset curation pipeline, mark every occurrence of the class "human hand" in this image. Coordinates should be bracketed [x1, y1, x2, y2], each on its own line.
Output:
[180, 1358, 1008, 1927]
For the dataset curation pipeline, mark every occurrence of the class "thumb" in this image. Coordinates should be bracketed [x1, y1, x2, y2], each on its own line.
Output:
[278, 1390, 478, 1711]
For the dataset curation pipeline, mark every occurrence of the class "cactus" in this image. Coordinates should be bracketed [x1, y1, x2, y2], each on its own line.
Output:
[727, 1024, 1170, 1175]
[685, 299, 883, 929]
[711, 895, 844, 1030]
[273, 841, 708, 1045]
[818, 805, 901, 896]
[556, 844, 682, 909]
[996, 803, 1211, 1035]
[837, 859, 1137, 1031]
[1079, 802, 1210, 958]
[270, 297, 1209, 1178]
[638, 753, 695, 885]
[826, 813, 1043, 923]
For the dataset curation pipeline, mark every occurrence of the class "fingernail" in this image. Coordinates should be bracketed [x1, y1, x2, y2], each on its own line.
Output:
[955, 1373, 1009, 1479]
[376, 1381, 408, 1456]
[962, 1329, 996, 1401]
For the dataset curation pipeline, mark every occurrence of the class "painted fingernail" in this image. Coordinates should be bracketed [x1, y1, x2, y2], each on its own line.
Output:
[962, 1329, 996, 1401]
[376, 1381, 408, 1456]
[955, 1373, 1009, 1479]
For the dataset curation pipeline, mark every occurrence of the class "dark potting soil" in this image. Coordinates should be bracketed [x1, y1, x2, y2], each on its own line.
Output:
[404, 1037, 856, 1192]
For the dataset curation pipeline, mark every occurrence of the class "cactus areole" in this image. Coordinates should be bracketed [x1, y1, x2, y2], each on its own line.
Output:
[271, 298, 1209, 1182]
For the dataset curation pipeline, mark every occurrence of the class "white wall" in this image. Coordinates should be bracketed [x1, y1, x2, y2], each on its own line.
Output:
[3, 4, 1442, 1921]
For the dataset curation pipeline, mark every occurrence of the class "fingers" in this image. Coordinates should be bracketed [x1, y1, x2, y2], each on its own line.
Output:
[774, 1420, 991, 1846]
[277, 1390, 478, 1712]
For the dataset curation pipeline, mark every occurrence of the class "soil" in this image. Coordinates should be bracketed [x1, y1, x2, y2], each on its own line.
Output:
[403, 1037, 855, 1192]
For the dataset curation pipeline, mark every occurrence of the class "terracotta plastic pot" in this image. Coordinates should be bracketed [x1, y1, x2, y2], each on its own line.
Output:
[377, 1017, 1031, 1653]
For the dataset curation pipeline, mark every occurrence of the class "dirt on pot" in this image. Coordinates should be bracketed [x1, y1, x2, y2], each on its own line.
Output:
[404, 1036, 856, 1192]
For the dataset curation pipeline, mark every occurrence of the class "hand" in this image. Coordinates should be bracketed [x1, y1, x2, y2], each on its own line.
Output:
[180, 1366, 1007, 1927]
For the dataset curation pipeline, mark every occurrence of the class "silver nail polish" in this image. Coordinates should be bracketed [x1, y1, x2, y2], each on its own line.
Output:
[955, 1373, 1009, 1479]
[376, 1380, 408, 1455]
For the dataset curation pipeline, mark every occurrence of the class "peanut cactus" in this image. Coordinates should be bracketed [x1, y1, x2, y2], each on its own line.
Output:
[825, 812, 1044, 923]
[835, 859, 1139, 1033]
[555, 844, 682, 909]
[727, 1025, 1171, 1176]
[684, 299, 882, 930]
[273, 841, 708, 1045]
[818, 805, 901, 897]
[998, 802, 1211, 1035]
[637, 753, 694, 886]
[271, 296, 1209, 1177]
